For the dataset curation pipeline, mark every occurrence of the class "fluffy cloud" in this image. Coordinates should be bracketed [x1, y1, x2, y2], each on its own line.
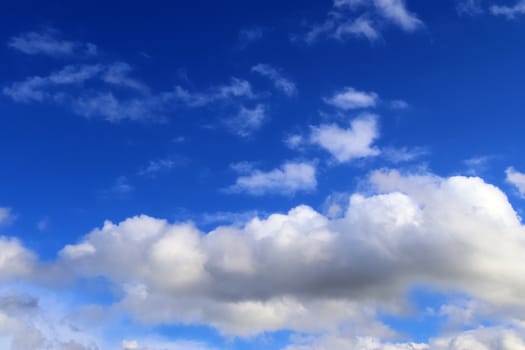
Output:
[310, 114, 380, 162]
[8, 29, 97, 57]
[506, 167, 525, 197]
[43, 169, 525, 338]
[228, 162, 317, 195]
[324, 87, 378, 110]
[0, 238, 35, 280]
[252, 64, 297, 97]
[4, 169, 525, 340]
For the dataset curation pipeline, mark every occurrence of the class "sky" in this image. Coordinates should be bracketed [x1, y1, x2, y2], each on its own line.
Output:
[3, 0, 525, 349]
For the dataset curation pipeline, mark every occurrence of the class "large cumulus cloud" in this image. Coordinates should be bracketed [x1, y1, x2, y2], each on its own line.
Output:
[49, 169, 525, 336]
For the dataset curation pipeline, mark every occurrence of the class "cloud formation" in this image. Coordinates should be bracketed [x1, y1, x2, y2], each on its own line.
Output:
[324, 87, 379, 110]
[310, 114, 380, 162]
[304, 0, 423, 43]
[252, 64, 297, 97]
[8, 29, 97, 57]
[228, 162, 317, 195]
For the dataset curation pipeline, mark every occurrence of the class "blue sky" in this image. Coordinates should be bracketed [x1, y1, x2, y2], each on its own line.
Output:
[3, 0, 525, 349]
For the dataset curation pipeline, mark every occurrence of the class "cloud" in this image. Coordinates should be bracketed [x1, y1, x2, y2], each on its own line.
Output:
[283, 327, 525, 350]
[2, 63, 169, 122]
[324, 87, 379, 110]
[0, 238, 35, 280]
[505, 167, 525, 197]
[491, 0, 525, 18]
[174, 78, 256, 108]
[304, 0, 422, 44]
[252, 64, 297, 96]
[0, 208, 13, 225]
[138, 157, 186, 177]
[310, 114, 380, 162]
[238, 27, 266, 48]
[456, 0, 484, 15]
[228, 162, 317, 195]
[8, 29, 97, 57]
[223, 104, 268, 137]
[42, 169, 525, 338]
[382, 146, 427, 163]
[3, 168, 525, 341]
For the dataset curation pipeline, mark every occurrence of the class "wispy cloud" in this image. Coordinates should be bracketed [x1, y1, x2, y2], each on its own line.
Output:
[324, 87, 379, 110]
[2, 63, 172, 122]
[174, 78, 256, 108]
[0, 207, 13, 225]
[223, 104, 268, 137]
[303, 0, 423, 44]
[457, 0, 484, 15]
[228, 161, 317, 195]
[490, 0, 525, 18]
[252, 64, 297, 97]
[138, 157, 186, 177]
[310, 114, 380, 163]
[237, 26, 266, 48]
[8, 29, 97, 57]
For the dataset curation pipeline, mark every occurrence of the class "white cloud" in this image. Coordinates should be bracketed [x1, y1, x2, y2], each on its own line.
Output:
[2, 63, 167, 122]
[491, 0, 525, 18]
[174, 78, 256, 108]
[8, 29, 97, 57]
[0, 238, 34, 280]
[5, 169, 525, 340]
[304, 0, 422, 43]
[49, 168, 525, 337]
[310, 114, 380, 162]
[506, 167, 525, 197]
[252, 64, 297, 96]
[372, 0, 423, 32]
[0, 208, 13, 225]
[324, 87, 378, 110]
[228, 162, 317, 195]
[382, 146, 427, 163]
[224, 104, 268, 137]
[283, 327, 525, 350]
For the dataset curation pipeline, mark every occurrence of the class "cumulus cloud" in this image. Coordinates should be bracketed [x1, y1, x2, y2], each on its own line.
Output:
[228, 162, 317, 195]
[304, 0, 422, 43]
[252, 64, 297, 96]
[310, 114, 380, 162]
[44, 169, 525, 338]
[4, 169, 525, 341]
[0, 238, 35, 280]
[7, 29, 97, 57]
[324, 87, 379, 110]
